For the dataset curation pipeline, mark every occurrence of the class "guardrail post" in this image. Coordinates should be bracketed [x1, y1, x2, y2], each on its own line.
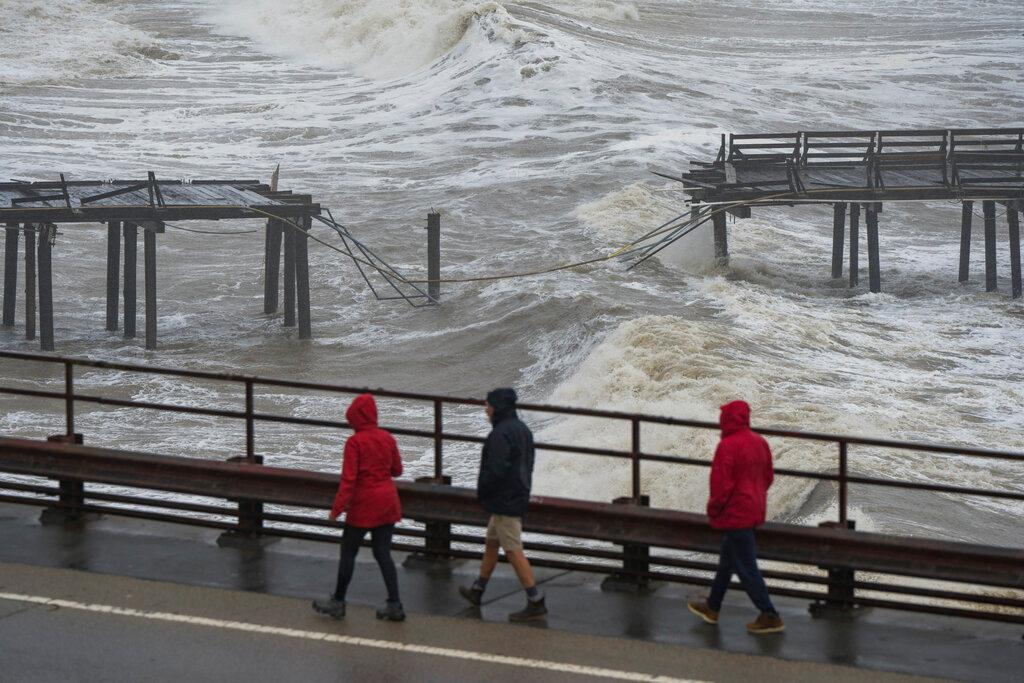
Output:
[601, 494, 653, 593]
[217, 381, 276, 549]
[405, 400, 454, 567]
[809, 519, 863, 617]
[38, 433, 87, 526]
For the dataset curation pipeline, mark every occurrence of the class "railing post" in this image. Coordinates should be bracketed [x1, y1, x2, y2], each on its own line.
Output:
[404, 400, 452, 567]
[216, 379, 274, 549]
[41, 367, 86, 525]
[603, 418, 653, 592]
[810, 519, 861, 617]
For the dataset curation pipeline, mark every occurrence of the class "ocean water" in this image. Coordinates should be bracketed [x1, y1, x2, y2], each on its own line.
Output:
[0, 0, 1022, 547]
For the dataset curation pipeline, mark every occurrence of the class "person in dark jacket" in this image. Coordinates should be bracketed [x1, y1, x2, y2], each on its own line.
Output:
[687, 400, 785, 634]
[459, 387, 547, 621]
[313, 394, 406, 622]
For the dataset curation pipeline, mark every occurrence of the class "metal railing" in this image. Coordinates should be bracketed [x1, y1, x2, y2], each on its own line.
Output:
[1, 350, 1023, 623]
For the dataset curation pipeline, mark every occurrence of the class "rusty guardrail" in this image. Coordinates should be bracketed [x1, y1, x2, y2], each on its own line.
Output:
[1, 351, 1023, 624]
[0, 437, 1022, 624]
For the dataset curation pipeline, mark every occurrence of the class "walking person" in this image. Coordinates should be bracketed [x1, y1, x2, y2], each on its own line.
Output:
[687, 400, 785, 634]
[313, 393, 406, 622]
[459, 388, 547, 622]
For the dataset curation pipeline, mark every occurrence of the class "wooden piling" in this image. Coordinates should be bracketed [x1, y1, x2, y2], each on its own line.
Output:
[983, 200, 997, 292]
[282, 225, 296, 328]
[427, 212, 440, 301]
[105, 222, 120, 331]
[38, 225, 54, 352]
[3, 224, 19, 327]
[263, 219, 282, 314]
[123, 223, 137, 339]
[1008, 207, 1021, 300]
[867, 208, 881, 293]
[712, 210, 728, 266]
[24, 225, 36, 340]
[831, 203, 846, 279]
[849, 203, 860, 288]
[144, 228, 157, 350]
[959, 201, 972, 283]
[296, 214, 312, 340]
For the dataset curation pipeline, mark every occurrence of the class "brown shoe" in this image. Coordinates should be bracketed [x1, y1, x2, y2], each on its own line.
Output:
[686, 600, 719, 625]
[746, 612, 785, 634]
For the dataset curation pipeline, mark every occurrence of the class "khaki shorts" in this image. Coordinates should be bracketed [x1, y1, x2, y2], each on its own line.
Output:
[485, 514, 523, 552]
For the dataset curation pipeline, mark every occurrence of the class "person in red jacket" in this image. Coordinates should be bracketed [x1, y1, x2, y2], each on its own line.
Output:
[313, 394, 405, 622]
[687, 400, 785, 634]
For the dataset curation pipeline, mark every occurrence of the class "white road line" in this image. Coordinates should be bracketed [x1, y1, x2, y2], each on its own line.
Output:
[0, 591, 708, 683]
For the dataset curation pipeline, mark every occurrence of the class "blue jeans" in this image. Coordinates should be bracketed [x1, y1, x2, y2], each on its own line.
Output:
[708, 528, 777, 615]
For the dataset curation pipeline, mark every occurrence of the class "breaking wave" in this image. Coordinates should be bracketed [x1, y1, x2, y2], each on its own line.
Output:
[208, 0, 529, 80]
[0, 1, 170, 85]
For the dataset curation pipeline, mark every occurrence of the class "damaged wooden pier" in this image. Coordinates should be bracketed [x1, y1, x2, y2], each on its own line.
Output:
[0, 176, 322, 351]
[671, 127, 1024, 296]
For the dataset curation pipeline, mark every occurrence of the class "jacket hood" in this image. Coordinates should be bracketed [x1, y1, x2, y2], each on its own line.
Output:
[486, 387, 518, 425]
[346, 394, 378, 431]
[719, 400, 751, 437]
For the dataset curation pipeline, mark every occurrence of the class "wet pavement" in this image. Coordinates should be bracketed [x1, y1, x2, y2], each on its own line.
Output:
[0, 502, 1019, 682]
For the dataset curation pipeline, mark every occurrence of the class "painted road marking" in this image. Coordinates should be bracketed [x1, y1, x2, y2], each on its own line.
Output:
[0, 591, 708, 682]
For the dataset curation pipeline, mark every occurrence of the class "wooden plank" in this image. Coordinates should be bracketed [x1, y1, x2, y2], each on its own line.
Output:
[144, 229, 157, 350]
[983, 201, 997, 292]
[832, 203, 846, 279]
[105, 222, 120, 331]
[2, 225, 17, 327]
[849, 203, 860, 288]
[24, 226, 35, 340]
[123, 223, 137, 339]
[867, 209, 881, 293]
[1008, 207, 1021, 300]
[37, 225, 54, 351]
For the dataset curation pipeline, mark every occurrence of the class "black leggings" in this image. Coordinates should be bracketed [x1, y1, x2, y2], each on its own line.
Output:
[333, 523, 400, 603]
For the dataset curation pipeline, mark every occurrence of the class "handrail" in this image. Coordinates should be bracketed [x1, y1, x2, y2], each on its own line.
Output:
[2, 350, 1024, 532]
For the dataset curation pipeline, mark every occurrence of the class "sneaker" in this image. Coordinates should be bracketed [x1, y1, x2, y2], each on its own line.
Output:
[376, 600, 406, 622]
[686, 600, 719, 625]
[459, 585, 484, 607]
[509, 597, 547, 622]
[312, 598, 346, 620]
[746, 612, 785, 634]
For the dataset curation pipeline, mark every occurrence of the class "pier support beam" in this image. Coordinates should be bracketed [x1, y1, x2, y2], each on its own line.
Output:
[983, 200, 997, 292]
[867, 208, 881, 294]
[105, 222, 120, 331]
[959, 201, 972, 283]
[1008, 207, 1021, 300]
[144, 225, 158, 350]
[123, 223, 137, 339]
[712, 210, 728, 266]
[849, 203, 860, 288]
[3, 224, 18, 327]
[296, 214, 312, 340]
[282, 224, 296, 328]
[831, 203, 846, 279]
[38, 225, 54, 352]
[427, 212, 441, 301]
[24, 226, 36, 340]
[263, 219, 282, 314]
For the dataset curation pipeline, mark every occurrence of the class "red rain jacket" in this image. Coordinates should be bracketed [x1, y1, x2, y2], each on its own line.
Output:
[330, 394, 403, 528]
[706, 400, 774, 530]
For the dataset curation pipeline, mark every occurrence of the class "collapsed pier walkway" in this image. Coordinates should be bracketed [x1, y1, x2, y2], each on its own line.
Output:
[662, 127, 1024, 295]
[0, 175, 434, 352]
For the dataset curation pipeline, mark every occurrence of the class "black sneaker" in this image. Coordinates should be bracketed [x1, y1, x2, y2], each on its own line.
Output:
[459, 585, 484, 606]
[312, 598, 346, 619]
[509, 597, 547, 622]
[376, 600, 406, 622]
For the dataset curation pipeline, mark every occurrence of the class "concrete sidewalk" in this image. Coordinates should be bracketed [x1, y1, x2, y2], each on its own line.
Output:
[0, 502, 1018, 682]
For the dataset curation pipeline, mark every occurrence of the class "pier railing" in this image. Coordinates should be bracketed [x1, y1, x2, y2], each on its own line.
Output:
[0, 350, 1022, 624]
